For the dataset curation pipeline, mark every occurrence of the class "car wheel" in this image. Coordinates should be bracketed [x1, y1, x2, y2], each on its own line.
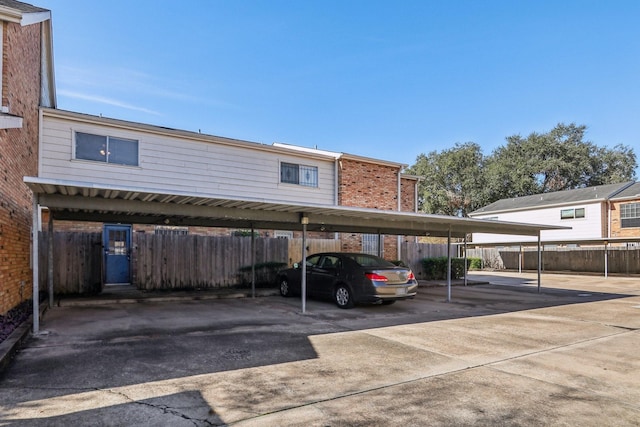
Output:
[279, 278, 291, 297]
[335, 285, 354, 309]
[381, 300, 396, 306]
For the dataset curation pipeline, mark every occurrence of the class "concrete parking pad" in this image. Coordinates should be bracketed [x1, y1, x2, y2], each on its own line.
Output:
[0, 272, 638, 426]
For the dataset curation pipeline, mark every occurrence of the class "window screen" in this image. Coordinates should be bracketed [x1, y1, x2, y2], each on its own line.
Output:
[76, 132, 138, 166]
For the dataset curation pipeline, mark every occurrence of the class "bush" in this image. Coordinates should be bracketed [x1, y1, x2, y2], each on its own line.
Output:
[468, 257, 482, 270]
[421, 257, 469, 280]
[237, 261, 288, 287]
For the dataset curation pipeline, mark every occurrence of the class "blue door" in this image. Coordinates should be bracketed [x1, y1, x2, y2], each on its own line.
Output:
[103, 224, 132, 284]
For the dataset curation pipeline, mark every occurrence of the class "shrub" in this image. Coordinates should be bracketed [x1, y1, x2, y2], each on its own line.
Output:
[237, 261, 288, 287]
[468, 257, 482, 270]
[421, 257, 469, 280]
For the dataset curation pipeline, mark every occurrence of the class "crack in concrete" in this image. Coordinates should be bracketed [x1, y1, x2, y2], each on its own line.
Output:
[103, 388, 220, 427]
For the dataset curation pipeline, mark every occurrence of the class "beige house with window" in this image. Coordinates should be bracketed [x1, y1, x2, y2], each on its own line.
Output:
[469, 182, 636, 244]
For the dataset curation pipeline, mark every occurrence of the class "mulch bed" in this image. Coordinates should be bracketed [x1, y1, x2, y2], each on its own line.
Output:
[0, 301, 32, 345]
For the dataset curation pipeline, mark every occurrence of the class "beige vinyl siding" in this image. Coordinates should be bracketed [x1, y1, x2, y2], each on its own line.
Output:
[471, 202, 604, 243]
[39, 114, 335, 204]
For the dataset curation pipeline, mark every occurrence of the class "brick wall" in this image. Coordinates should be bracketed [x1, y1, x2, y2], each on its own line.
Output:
[610, 199, 640, 238]
[0, 21, 42, 314]
[337, 159, 416, 258]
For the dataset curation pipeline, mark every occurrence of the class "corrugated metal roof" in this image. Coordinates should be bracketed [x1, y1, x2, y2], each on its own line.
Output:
[25, 176, 567, 238]
[470, 182, 634, 216]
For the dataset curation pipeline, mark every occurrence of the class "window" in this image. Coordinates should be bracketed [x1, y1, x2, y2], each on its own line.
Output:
[75, 131, 139, 166]
[621, 203, 640, 228]
[560, 207, 585, 220]
[154, 226, 188, 236]
[274, 230, 294, 239]
[362, 234, 383, 256]
[280, 162, 318, 187]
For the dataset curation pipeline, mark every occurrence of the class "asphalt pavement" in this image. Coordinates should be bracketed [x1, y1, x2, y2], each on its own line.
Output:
[0, 272, 639, 426]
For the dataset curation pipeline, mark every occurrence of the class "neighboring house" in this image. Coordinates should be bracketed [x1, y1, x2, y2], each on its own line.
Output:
[468, 182, 635, 244]
[0, 0, 55, 314]
[610, 182, 640, 239]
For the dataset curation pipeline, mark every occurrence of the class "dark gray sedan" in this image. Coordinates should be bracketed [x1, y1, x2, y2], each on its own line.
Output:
[278, 252, 418, 308]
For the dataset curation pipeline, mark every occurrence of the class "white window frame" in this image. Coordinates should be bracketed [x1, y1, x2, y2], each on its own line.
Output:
[620, 202, 640, 228]
[274, 230, 294, 239]
[154, 226, 189, 236]
[280, 161, 318, 188]
[362, 234, 383, 256]
[73, 130, 140, 166]
[560, 207, 585, 220]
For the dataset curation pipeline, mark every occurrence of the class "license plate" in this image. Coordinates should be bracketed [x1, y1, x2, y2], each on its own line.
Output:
[396, 287, 407, 295]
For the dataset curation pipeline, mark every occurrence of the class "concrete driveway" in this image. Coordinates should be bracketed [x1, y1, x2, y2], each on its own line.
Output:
[0, 272, 639, 426]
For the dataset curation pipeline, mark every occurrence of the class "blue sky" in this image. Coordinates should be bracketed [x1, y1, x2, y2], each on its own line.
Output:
[36, 0, 640, 170]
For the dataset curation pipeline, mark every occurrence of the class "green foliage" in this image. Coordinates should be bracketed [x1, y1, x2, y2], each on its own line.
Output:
[408, 123, 638, 215]
[407, 142, 487, 216]
[237, 262, 288, 287]
[238, 261, 288, 273]
[468, 257, 482, 270]
[421, 257, 468, 280]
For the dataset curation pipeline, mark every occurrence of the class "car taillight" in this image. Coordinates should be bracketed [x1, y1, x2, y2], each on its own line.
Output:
[365, 273, 388, 282]
[407, 271, 415, 281]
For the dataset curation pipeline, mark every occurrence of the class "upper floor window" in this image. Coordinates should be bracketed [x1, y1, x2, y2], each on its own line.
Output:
[280, 162, 318, 187]
[560, 207, 585, 220]
[620, 203, 640, 228]
[75, 131, 139, 166]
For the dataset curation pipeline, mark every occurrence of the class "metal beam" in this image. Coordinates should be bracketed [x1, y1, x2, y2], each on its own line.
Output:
[32, 196, 40, 334]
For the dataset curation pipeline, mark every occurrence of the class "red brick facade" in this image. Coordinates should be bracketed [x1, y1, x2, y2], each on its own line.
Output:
[337, 158, 417, 258]
[0, 20, 42, 314]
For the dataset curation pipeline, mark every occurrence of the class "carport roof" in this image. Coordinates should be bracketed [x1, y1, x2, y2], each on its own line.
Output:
[25, 177, 567, 238]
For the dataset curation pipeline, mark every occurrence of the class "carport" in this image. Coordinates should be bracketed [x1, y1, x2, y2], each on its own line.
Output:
[25, 176, 567, 332]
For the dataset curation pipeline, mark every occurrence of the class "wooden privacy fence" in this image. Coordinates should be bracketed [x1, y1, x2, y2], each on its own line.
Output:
[287, 238, 342, 266]
[134, 234, 288, 290]
[38, 232, 102, 294]
[400, 242, 453, 280]
[467, 246, 640, 275]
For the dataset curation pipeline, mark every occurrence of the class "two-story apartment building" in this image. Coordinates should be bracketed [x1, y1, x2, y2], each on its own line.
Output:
[39, 108, 419, 253]
[0, 0, 54, 314]
[469, 182, 636, 244]
[4, 1, 560, 318]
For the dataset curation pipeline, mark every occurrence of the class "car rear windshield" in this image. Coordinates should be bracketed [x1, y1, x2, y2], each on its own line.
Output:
[346, 254, 396, 268]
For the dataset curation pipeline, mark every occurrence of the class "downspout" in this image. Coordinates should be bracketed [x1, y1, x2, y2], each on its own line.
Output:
[335, 158, 340, 241]
[607, 200, 611, 239]
[334, 158, 340, 206]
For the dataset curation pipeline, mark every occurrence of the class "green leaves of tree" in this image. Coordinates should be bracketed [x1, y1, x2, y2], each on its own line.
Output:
[407, 123, 637, 216]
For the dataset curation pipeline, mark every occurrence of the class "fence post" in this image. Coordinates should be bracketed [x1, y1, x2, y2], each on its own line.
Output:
[604, 241, 608, 278]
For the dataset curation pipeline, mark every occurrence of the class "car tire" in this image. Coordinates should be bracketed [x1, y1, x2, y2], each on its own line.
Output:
[335, 284, 354, 309]
[279, 277, 291, 297]
[381, 300, 396, 306]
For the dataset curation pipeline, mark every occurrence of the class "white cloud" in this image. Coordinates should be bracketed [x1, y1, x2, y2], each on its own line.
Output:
[57, 89, 162, 115]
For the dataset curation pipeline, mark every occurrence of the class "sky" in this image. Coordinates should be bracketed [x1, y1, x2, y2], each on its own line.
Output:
[35, 0, 640, 171]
